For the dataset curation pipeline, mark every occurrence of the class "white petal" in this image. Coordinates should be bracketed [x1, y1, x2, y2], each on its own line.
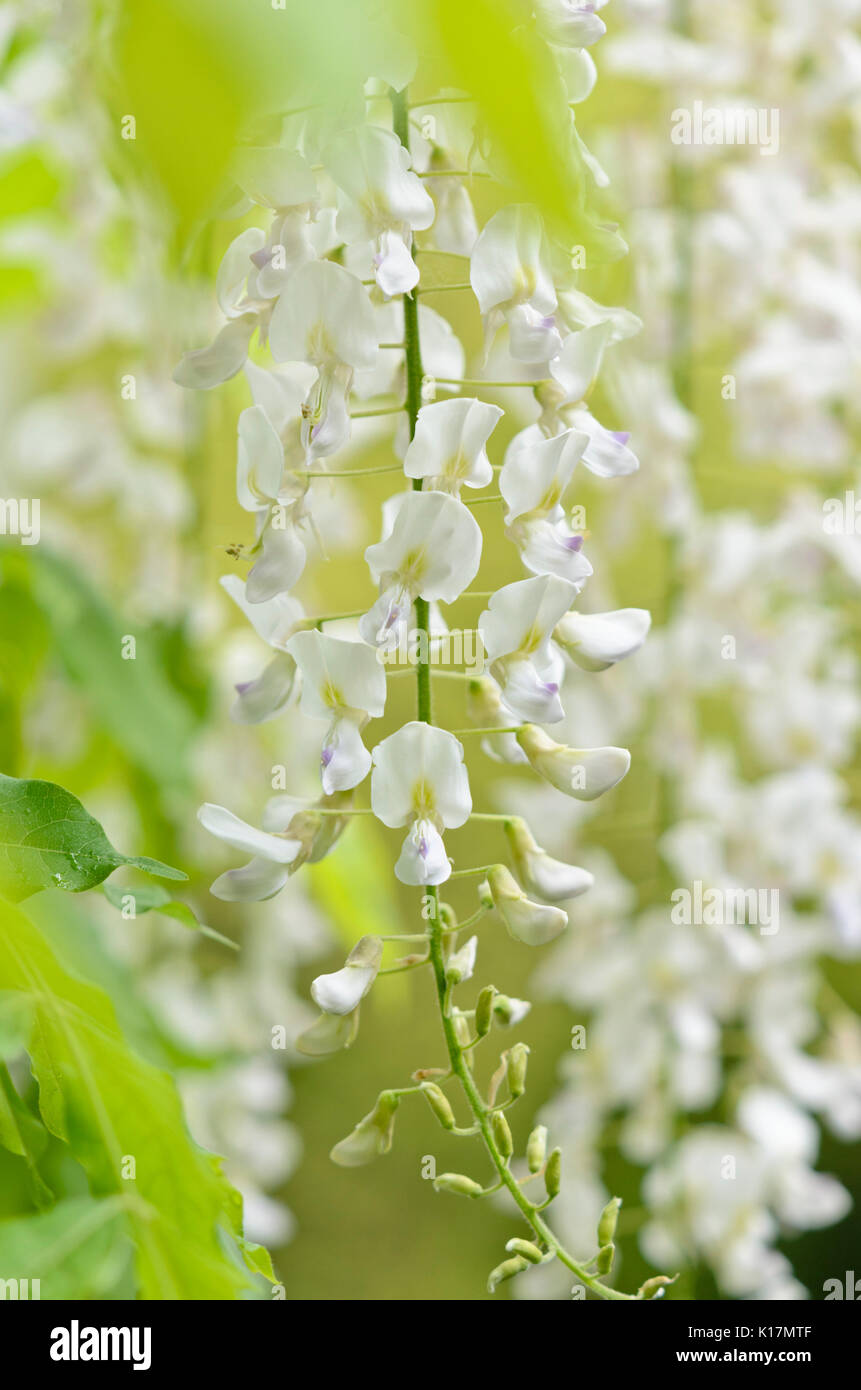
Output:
[246, 512, 307, 602]
[237, 405, 284, 510]
[394, 818, 451, 885]
[516, 726, 631, 800]
[233, 146, 318, 210]
[569, 407, 639, 477]
[231, 651, 298, 723]
[500, 426, 587, 522]
[479, 574, 578, 663]
[219, 574, 303, 648]
[358, 582, 412, 649]
[555, 607, 651, 670]
[198, 804, 302, 862]
[287, 628, 387, 720]
[507, 302, 563, 364]
[296, 1009, 359, 1056]
[244, 359, 316, 436]
[498, 656, 565, 723]
[375, 229, 420, 296]
[311, 935, 382, 1015]
[470, 205, 556, 316]
[488, 865, 568, 945]
[371, 721, 471, 829]
[517, 517, 594, 584]
[364, 489, 482, 604]
[404, 397, 502, 491]
[324, 125, 435, 233]
[210, 855, 292, 901]
[216, 228, 266, 317]
[173, 314, 257, 390]
[269, 259, 378, 371]
[549, 323, 612, 403]
[321, 716, 372, 794]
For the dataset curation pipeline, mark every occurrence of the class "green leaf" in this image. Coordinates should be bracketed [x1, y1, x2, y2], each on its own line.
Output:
[0, 1196, 134, 1300]
[22, 549, 198, 794]
[0, 899, 264, 1298]
[0, 1061, 54, 1209]
[420, 0, 604, 249]
[0, 774, 186, 903]
[103, 881, 238, 951]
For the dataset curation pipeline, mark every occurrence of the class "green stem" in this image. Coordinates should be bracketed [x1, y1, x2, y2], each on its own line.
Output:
[389, 82, 628, 1303]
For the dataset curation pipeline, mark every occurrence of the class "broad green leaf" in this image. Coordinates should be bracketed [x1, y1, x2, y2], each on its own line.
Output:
[22, 549, 198, 794]
[103, 881, 238, 951]
[0, 1196, 134, 1300]
[0, 774, 186, 903]
[420, 0, 601, 248]
[0, 899, 264, 1298]
[0, 1061, 54, 1209]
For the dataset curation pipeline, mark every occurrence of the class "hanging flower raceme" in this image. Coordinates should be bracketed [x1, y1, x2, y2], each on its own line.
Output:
[285, 629, 386, 793]
[403, 397, 504, 495]
[499, 426, 594, 580]
[371, 722, 472, 885]
[479, 574, 579, 723]
[470, 204, 563, 364]
[269, 258, 379, 465]
[359, 489, 482, 649]
[322, 124, 435, 296]
[236, 403, 310, 602]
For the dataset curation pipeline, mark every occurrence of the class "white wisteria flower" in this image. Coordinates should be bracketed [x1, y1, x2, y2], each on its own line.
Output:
[220, 574, 303, 723]
[360, 489, 482, 648]
[554, 605, 651, 670]
[516, 724, 631, 800]
[479, 574, 579, 722]
[285, 629, 386, 792]
[371, 722, 471, 885]
[237, 404, 310, 602]
[269, 259, 378, 464]
[198, 802, 304, 901]
[310, 935, 383, 1015]
[503, 817, 594, 901]
[323, 125, 435, 296]
[483, 865, 569, 945]
[470, 204, 562, 364]
[403, 397, 504, 494]
[534, 0, 608, 49]
[499, 427, 594, 581]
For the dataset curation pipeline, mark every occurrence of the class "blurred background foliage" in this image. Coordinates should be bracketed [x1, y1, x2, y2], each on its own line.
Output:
[0, 0, 858, 1299]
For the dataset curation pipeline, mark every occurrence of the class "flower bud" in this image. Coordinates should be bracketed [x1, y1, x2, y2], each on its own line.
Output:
[475, 984, 497, 1037]
[515, 724, 631, 802]
[597, 1195, 622, 1247]
[505, 1238, 544, 1264]
[330, 1090, 399, 1167]
[420, 1082, 456, 1130]
[491, 1110, 513, 1159]
[544, 1146, 562, 1199]
[477, 877, 494, 910]
[434, 1172, 485, 1197]
[296, 1007, 360, 1057]
[466, 675, 505, 725]
[486, 864, 568, 946]
[492, 994, 532, 1026]
[638, 1275, 675, 1300]
[527, 1124, 548, 1173]
[595, 1243, 614, 1275]
[487, 1255, 530, 1292]
[508, 1042, 530, 1098]
[502, 817, 594, 903]
[445, 933, 477, 984]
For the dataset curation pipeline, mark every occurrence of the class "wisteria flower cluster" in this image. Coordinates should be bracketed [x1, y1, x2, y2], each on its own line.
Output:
[176, 1, 667, 1298]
